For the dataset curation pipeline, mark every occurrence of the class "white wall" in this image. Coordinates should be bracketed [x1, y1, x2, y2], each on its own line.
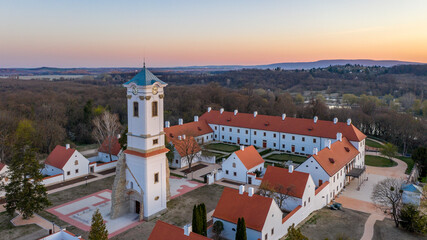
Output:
[296, 157, 330, 188]
[43, 164, 63, 176]
[62, 151, 89, 181]
[261, 201, 286, 240]
[221, 153, 263, 183]
[42, 174, 63, 186]
[211, 218, 262, 240]
[195, 133, 214, 145]
[314, 183, 330, 210]
[93, 160, 117, 172]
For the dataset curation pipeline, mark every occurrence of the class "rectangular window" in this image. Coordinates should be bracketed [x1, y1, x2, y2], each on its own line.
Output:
[222, 127, 224, 131]
[226, 170, 229, 174]
[222, 136, 224, 139]
[67, 171, 70, 176]
[245, 139, 248, 143]
[254, 140, 257, 144]
[282, 144, 285, 148]
[273, 143, 276, 147]
[302, 137, 305, 142]
[254, 131, 257, 135]
[237, 129, 240, 133]
[302, 147, 305, 151]
[215, 126, 217, 130]
[75, 169, 79, 174]
[229, 136, 232, 141]
[133, 102, 139, 117]
[313, 139, 316, 143]
[229, 128, 232, 132]
[154, 173, 159, 183]
[153, 139, 158, 145]
[273, 133, 276, 138]
[292, 136, 295, 140]
[233, 172, 237, 176]
[246, 130, 249, 134]
[263, 132, 266, 137]
[152, 101, 158, 117]
[265, 234, 268, 240]
[271, 228, 274, 235]
[282, 134, 285, 139]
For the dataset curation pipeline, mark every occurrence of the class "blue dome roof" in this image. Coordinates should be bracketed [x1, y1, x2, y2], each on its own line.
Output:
[124, 67, 166, 86]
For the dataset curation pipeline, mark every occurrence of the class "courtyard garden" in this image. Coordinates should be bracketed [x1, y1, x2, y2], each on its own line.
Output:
[0, 212, 47, 240]
[265, 153, 307, 164]
[366, 138, 385, 148]
[365, 155, 397, 167]
[204, 143, 240, 153]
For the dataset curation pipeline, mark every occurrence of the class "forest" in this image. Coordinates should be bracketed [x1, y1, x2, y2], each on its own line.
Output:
[0, 64, 426, 164]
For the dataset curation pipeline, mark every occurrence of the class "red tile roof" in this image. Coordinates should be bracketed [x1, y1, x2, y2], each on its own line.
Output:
[282, 205, 302, 223]
[315, 181, 330, 195]
[200, 110, 366, 142]
[311, 137, 359, 176]
[45, 145, 75, 170]
[234, 146, 264, 170]
[148, 221, 211, 240]
[0, 163, 5, 172]
[212, 188, 273, 232]
[165, 120, 213, 141]
[98, 136, 121, 155]
[261, 166, 310, 199]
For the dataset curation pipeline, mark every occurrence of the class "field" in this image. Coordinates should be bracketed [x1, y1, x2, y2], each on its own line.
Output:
[0, 212, 47, 240]
[204, 143, 240, 153]
[265, 153, 307, 164]
[365, 155, 397, 167]
[366, 139, 384, 148]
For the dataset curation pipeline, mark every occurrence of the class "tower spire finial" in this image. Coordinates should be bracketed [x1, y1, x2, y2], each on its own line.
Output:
[143, 57, 146, 68]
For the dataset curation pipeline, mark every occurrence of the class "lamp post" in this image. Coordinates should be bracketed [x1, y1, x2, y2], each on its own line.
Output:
[85, 176, 88, 186]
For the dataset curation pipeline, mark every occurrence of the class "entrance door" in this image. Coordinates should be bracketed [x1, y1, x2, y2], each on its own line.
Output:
[248, 177, 252, 184]
[291, 145, 295, 152]
[90, 166, 94, 173]
[135, 201, 140, 214]
[237, 137, 240, 144]
[263, 140, 267, 148]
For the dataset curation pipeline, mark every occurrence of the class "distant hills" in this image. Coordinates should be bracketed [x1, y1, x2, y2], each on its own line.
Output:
[0, 59, 423, 76]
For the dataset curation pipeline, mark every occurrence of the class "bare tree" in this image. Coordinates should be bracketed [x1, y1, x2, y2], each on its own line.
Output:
[371, 178, 404, 227]
[258, 181, 295, 209]
[92, 111, 122, 161]
[174, 136, 201, 177]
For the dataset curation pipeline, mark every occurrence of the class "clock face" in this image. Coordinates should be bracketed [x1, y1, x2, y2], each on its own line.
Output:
[131, 86, 138, 95]
[152, 85, 159, 95]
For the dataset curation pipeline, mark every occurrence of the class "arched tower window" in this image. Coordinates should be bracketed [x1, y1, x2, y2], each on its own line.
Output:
[152, 101, 158, 117]
[133, 102, 139, 117]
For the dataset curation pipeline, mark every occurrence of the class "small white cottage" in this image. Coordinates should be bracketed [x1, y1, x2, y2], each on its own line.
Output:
[221, 145, 264, 183]
[44, 144, 89, 181]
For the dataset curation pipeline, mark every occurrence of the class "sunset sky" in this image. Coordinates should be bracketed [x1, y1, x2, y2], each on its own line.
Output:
[1, 0, 427, 67]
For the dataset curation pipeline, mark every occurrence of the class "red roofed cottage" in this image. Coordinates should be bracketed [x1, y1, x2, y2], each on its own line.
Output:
[221, 145, 264, 183]
[44, 144, 89, 181]
[148, 221, 211, 240]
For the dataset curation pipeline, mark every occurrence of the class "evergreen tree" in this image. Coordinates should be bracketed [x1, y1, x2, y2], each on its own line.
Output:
[4, 120, 51, 219]
[200, 203, 207, 236]
[236, 217, 247, 240]
[192, 205, 199, 234]
[118, 126, 128, 150]
[89, 209, 108, 240]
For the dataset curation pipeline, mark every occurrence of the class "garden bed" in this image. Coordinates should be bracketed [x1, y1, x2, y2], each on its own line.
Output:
[365, 155, 397, 167]
[265, 153, 307, 164]
[204, 143, 240, 153]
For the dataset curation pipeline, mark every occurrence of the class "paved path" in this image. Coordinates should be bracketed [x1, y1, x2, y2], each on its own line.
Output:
[360, 214, 385, 240]
[11, 213, 61, 233]
[47, 172, 115, 194]
[366, 152, 408, 179]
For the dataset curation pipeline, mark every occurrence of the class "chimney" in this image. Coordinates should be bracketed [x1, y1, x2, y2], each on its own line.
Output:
[282, 113, 286, 120]
[333, 117, 338, 124]
[207, 107, 212, 112]
[327, 140, 331, 149]
[314, 116, 318, 123]
[165, 121, 170, 128]
[289, 165, 294, 173]
[239, 185, 245, 195]
[313, 147, 318, 155]
[178, 136, 182, 140]
[178, 118, 183, 125]
[337, 132, 342, 142]
[254, 111, 258, 118]
[182, 134, 186, 140]
[240, 145, 245, 151]
[194, 116, 199, 122]
[248, 187, 254, 197]
[184, 224, 192, 236]
[220, 108, 224, 114]
[347, 118, 352, 126]
[234, 109, 238, 116]
[65, 144, 70, 150]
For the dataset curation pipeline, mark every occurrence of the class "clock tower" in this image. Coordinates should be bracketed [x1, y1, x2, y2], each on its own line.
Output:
[122, 66, 168, 220]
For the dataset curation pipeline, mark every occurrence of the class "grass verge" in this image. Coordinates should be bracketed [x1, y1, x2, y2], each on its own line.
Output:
[365, 155, 397, 167]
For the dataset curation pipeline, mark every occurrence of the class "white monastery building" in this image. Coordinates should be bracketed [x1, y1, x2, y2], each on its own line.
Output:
[44, 144, 89, 181]
[296, 136, 363, 199]
[122, 66, 169, 220]
[220, 145, 264, 183]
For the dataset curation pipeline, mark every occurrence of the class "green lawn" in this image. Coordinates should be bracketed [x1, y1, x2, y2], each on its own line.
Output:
[259, 148, 273, 156]
[266, 153, 307, 164]
[204, 143, 240, 152]
[365, 155, 397, 167]
[366, 139, 384, 148]
[396, 156, 415, 174]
